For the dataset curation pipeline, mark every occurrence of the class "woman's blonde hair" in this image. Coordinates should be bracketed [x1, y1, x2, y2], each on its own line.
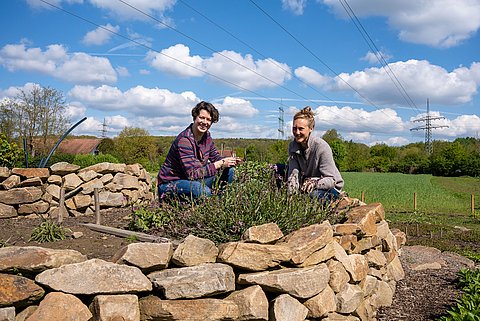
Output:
[293, 106, 315, 129]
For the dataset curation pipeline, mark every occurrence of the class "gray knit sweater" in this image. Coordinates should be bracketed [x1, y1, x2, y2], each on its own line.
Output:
[287, 136, 344, 191]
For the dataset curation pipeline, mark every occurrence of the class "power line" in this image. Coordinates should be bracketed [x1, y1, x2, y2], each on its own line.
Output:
[248, 0, 405, 130]
[40, 0, 362, 137]
[177, 0, 348, 108]
[171, 0, 405, 135]
[339, 0, 421, 114]
[39, 0, 410, 140]
[115, 0, 389, 134]
[37, 0, 296, 115]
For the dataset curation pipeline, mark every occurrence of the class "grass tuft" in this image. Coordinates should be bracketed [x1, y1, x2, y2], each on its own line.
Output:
[29, 219, 70, 243]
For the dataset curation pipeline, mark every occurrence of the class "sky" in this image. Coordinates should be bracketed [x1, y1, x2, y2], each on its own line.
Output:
[0, 0, 479, 146]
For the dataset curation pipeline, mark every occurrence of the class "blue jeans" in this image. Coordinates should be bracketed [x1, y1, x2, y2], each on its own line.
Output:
[158, 168, 234, 200]
[311, 187, 341, 202]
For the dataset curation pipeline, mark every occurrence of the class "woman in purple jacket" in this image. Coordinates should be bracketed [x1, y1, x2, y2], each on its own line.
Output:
[157, 101, 240, 199]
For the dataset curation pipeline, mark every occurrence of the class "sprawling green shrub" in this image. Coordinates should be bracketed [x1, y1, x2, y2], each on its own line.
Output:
[29, 219, 71, 243]
[0, 133, 21, 168]
[129, 161, 342, 243]
[439, 268, 480, 320]
[72, 153, 120, 168]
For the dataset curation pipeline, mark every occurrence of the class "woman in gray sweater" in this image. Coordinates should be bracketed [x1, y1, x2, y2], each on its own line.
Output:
[287, 106, 344, 201]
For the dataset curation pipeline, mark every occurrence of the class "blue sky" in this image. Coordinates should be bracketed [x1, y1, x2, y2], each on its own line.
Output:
[1, 0, 479, 146]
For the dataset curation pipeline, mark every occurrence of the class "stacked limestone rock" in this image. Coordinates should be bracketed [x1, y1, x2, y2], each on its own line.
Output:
[0, 201, 406, 321]
[0, 162, 154, 219]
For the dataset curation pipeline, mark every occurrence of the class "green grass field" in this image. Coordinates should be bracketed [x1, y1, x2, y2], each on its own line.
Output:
[342, 172, 480, 230]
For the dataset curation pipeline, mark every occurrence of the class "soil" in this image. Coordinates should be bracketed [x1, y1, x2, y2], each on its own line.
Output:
[0, 209, 475, 320]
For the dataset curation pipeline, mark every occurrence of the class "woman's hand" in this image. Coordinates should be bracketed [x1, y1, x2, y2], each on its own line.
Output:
[215, 157, 242, 169]
[301, 177, 320, 193]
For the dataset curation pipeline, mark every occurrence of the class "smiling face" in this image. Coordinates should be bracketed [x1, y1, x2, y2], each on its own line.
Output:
[192, 109, 212, 140]
[292, 118, 313, 146]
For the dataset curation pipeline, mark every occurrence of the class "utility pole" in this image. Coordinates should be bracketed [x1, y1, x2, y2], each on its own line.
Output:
[278, 104, 285, 140]
[100, 118, 108, 138]
[410, 99, 448, 154]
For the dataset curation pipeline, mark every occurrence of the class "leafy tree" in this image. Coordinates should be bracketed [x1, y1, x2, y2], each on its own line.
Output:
[114, 127, 159, 171]
[368, 144, 397, 172]
[344, 141, 369, 172]
[330, 140, 347, 171]
[0, 133, 21, 168]
[322, 129, 343, 144]
[0, 98, 16, 142]
[429, 141, 467, 176]
[0, 85, 70, 157]
[97, 138, 115, 154]
[393, 143, 429, 174]
[267, 140, 289, 164]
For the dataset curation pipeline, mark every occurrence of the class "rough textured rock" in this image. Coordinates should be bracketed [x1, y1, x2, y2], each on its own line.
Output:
[278, 221, 333, 265]
[35, 259, 152, 295]
[238, 264, 330, 299]
[224, 285, 268, 321]
[112, 242, 173, 272]
[269, 294, 308, 321]
[139, 295, 240, 321]
[25, 292, 92, 321]
[172, 235, 218, 267]
[148, 263, 235, 299]
[217, 242, 292, 271]
[0, 274, 44, 308]
[91, 294, 140, 321]
[0, 246, 87, 273]
[303, 285, 337, 318]
[241, 223, 284, 244]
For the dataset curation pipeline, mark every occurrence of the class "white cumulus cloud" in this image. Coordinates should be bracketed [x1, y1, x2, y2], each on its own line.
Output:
[282, 0, 307, 15]
[68, 84, 199, 117]
[294, 66, 330, 87]
[146, 44, 292, 90]
[82, 24, 120, 46]
[331, 60, 480, 106]
[0, 43, 117, 84]
[321, 0, 480, 48]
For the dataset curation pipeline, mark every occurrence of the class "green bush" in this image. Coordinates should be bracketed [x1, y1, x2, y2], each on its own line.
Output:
[0, 238, 10, 248]
[72, 153, 120, 168]
[128, 202, 174, 232]
[129, 161, 342, 243]
[0, 133, 21, 168]
[29, 219, 70, 243]
[439, 268, 480, 320]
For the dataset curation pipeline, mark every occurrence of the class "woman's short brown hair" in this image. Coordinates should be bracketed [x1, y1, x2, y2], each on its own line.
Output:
[191, 101, 219, 123]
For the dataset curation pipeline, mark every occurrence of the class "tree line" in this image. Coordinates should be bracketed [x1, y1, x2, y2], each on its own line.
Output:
[1, 85, 479, 177]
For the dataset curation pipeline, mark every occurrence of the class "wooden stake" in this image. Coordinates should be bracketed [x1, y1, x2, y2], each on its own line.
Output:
[472, 194, 475, 218]
[413, 192, 417, 211]
[81, 223, 169, 243]
[94, 188, 101, 225]
[58, 187, 66, 224]
[361, 191, 365, 203]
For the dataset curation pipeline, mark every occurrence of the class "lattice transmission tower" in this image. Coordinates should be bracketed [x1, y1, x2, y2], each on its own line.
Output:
[278, 105, 285, 140]
[410, 99, 448, 155]
[100, 118, 108, 138]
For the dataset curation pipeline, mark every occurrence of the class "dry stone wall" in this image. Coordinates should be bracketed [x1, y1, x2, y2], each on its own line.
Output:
[0, 201, 407, 321]
[0, 162, 154, 219]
